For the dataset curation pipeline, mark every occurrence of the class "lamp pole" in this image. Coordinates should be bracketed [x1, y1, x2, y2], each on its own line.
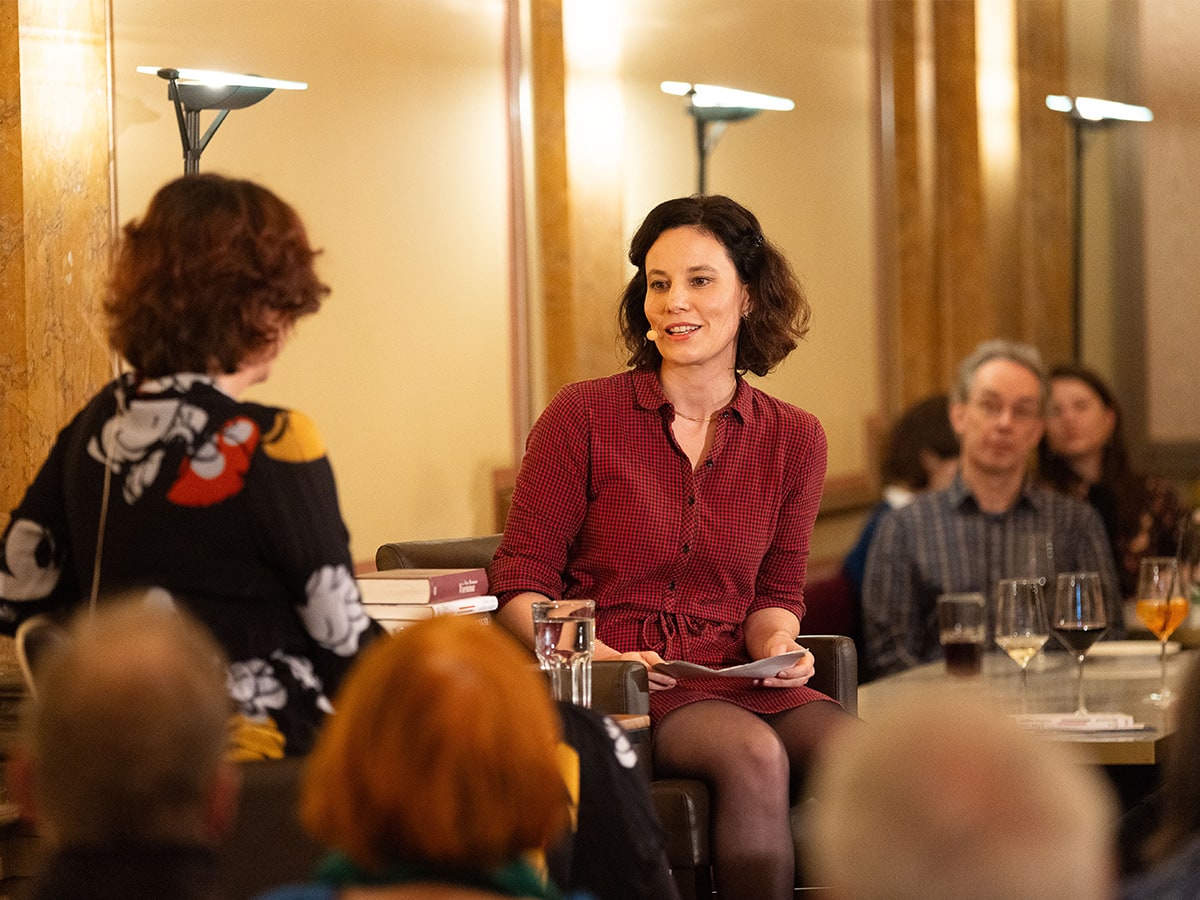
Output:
[1071, 118, 1085, 362]
[662, 83, 793, 196]
[140, 67, 306, 175]
[1046, 95, 1152, 362]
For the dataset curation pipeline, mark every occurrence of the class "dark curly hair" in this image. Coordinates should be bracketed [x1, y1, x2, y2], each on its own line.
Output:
[617, 195, 810, 377]
[105, 174, 329, 377]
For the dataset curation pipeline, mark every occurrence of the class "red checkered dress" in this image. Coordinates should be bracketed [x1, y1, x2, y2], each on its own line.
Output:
[491, 370, 832, 724]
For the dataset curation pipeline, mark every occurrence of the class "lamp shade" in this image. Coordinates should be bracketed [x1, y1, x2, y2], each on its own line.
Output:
[139, 66, 307, 174]
[661, 81, 794, 192]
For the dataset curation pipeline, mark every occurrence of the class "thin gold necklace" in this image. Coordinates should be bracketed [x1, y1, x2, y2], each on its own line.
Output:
[673, 409, 722, 424]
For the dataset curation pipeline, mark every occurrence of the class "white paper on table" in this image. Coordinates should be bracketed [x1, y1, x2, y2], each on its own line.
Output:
[1010, 712, 1148, 732]
[653, 649, 808, 680]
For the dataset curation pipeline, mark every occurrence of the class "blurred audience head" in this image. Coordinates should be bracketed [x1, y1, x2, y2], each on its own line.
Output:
[1040, 363, 1129, 486]
[881, 394, 959, 492]
[618, 193, 810, 377]
[806, 688, 1117, 900]
[10, 597, 236, 847]
[106, 173, 330, 378]
[300, 616, 569, 873]
[949, 340, 1047, 480]
[951, 339, 1048, 409]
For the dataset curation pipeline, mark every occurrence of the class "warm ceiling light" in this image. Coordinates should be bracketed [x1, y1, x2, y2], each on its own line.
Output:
[1046, 94, 1153, 124]
[139, 66, 307, 174]
[136, 66, 307, 91]
[661, 81, 794, 193]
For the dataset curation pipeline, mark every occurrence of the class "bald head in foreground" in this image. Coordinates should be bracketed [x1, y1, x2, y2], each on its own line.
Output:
[9, 598, 237, 900]
[805, 688, 1118, 900]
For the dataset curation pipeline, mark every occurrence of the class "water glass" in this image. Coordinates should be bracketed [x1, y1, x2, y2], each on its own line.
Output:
[531, 599, 595, 707]
[1012, 530, 1055, 586]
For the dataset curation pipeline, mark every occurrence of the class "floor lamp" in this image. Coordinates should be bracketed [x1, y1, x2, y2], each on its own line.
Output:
[1046, 94, 1153, 361]
[661, 82, 793, 195]
[138, 67, 307, 174]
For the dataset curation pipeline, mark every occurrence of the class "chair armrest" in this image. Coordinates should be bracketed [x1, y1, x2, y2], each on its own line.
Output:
[591, 660, 649, 716]
[801, 634, 858, 716]
[374, 535, 502, 571]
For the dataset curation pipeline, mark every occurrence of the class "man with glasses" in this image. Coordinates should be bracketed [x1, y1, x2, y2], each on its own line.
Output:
[862, 339, 1122, 678]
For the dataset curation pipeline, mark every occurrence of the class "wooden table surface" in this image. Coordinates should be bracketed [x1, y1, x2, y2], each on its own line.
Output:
[858, 645, 1197, 766]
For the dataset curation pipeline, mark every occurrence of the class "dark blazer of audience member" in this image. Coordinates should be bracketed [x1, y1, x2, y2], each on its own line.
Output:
[1038, 363, 1183, 597]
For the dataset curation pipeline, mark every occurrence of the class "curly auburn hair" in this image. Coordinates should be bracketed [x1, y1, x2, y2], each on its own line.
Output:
[105, 174, 329, 377]
[618, 194, 810, 377]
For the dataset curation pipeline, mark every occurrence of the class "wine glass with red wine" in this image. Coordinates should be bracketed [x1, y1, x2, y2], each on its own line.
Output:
[1052, 571, 1108, 716]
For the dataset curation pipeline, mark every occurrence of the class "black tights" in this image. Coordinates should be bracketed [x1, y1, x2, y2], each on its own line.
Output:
[653, 700, 852, 900]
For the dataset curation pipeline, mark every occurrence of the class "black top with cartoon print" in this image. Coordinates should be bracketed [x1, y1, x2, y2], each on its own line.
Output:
[0, 373, 381, 757]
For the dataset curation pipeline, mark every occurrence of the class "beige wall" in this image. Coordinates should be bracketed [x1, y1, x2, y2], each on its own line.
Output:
[110, 0, 879, 564]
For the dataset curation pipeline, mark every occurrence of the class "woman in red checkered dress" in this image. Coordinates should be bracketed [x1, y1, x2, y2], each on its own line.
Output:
[492, 195, 854, 900]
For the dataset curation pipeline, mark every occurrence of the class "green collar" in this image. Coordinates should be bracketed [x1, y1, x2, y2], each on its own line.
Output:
[315, 851, 561, 899]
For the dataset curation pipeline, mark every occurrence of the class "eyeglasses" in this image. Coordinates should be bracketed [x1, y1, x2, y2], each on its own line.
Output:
[968, 394, 1042, 423]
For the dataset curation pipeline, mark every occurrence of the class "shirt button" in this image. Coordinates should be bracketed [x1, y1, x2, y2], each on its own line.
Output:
[705, 460, 713, 468]
[668, 581, 676, 591]
[682, 543, 690, 553]
[687, 496, 696, 506]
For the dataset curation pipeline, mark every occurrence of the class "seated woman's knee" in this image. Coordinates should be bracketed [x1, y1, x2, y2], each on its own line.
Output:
[724, 721, 789, 783]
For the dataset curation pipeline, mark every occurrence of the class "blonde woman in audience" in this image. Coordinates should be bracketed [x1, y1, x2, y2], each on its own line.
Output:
[257, 616, 573, 900]
[805, 688, 1118, 900]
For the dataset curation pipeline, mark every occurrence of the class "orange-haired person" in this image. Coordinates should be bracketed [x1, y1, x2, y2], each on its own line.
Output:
[256, 616, 573, 899]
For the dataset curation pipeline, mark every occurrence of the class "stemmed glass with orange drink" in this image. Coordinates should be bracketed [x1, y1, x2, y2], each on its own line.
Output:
[1136, 556, 1186, 707]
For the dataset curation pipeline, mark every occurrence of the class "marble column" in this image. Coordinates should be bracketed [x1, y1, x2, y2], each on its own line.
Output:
[873, 0, 1071, 414]
[0, 0, 113, 514]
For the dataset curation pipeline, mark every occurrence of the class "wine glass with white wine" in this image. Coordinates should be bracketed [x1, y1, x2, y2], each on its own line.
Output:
[1135, 556, 1185, 707]
[1052, 571, 1108, 716]
[995, 578, 1049, 711]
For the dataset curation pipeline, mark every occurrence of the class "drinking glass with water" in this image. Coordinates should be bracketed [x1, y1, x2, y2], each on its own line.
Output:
[531, 599, 595, 707]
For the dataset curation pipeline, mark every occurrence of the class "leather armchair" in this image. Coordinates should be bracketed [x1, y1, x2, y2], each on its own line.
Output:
[374, 536, 859, 900]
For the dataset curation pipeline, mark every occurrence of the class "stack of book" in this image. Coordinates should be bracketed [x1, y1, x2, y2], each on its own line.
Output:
[355, 567, 497, 633]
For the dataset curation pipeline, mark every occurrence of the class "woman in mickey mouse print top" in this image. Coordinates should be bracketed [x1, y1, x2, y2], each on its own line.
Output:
[0, 174, 380, 758]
